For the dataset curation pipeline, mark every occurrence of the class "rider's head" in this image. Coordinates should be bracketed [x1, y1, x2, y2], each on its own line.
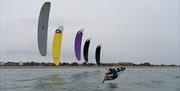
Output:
[112, 66, 116, 70]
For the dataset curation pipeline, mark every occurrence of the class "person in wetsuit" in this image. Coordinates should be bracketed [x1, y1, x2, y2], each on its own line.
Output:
[102, 67, 126, 83]
[105, 68, 118, 80]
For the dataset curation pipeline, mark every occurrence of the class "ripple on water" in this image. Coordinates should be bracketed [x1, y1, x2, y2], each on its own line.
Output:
[174, 76, 180, 79]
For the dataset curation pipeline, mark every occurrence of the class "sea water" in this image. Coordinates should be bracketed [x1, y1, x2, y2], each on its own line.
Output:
[0, 67, 179, 91]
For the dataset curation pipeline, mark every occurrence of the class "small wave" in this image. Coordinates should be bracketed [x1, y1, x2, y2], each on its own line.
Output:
[174, 76, 180, 79]
[0, 85, 34, 90]
[151, 80, 164, 83]
[71, 71, 91, 81]
[32, 75, 65, 90]
[134, 82, 160, 88]
[106, 83, 119, 88]
[135, 82, 145, 85]
[15, 77, 44, 82]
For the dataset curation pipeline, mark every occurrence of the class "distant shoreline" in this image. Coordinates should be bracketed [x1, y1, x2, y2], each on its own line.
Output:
[0, 65, 179, 69]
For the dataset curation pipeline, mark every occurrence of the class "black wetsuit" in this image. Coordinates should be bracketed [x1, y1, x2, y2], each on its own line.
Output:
[111, 68, 118, 79]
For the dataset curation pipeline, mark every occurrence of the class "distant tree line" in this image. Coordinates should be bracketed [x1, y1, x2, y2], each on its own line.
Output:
[0, 61, 178, 66]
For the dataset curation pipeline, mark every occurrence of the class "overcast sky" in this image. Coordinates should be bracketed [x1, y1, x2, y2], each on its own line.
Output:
[0, 0, 179, 64]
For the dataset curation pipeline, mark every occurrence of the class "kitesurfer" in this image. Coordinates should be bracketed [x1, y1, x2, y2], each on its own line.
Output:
[102, 67, 126, 83]
[104, 67, 118, 80]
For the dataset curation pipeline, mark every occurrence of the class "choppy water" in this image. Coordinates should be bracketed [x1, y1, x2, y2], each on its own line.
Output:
[0, 67, 180, 91]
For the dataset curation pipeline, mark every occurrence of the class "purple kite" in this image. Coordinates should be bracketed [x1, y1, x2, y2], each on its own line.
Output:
[74, 29, 84, 61]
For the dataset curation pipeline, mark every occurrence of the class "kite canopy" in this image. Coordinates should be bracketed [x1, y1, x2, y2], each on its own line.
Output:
[83, 38, 91, 62]
[74, 29, 84, 61]
[38, 2, 51, 56]
[95, 44, 101, 66]
[52, 26, 63, 65]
